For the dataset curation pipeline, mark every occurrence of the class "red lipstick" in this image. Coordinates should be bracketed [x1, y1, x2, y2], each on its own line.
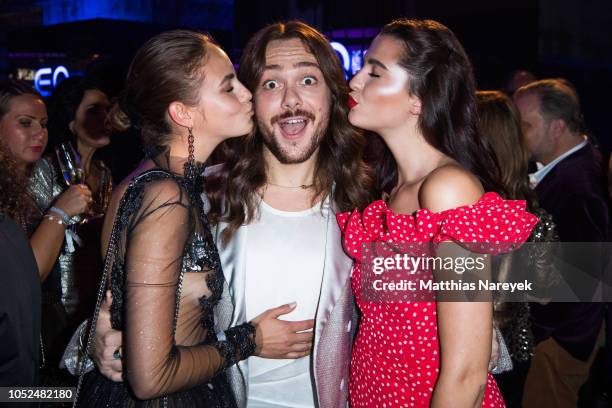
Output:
[348, 95, 358, 109]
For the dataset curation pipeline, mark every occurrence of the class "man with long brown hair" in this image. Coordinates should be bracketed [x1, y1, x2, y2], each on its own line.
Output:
[204, 21, 373, 407]
[81, 21, 373, 408]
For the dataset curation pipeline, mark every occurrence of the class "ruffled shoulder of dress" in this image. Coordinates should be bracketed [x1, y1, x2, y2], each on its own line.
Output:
[434, 192, 538, 249]
[336, 192, 539, 259]
[336, 200, 434, 259]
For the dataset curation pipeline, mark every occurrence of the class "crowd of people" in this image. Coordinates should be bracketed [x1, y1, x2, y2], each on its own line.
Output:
[0, 17, 609, 408]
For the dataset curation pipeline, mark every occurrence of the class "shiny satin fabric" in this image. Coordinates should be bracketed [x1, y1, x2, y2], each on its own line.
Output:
[209, 192, 356, 408]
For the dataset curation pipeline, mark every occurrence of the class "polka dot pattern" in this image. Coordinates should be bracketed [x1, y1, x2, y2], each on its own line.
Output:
[336, 192, 538, 407]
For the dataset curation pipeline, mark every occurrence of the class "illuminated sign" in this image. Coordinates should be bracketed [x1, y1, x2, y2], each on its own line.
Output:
[331, 41, 367, 78]
[16, 68, 36, 81]
[34, 65, 70, 97]
[331, 41, 350, 73]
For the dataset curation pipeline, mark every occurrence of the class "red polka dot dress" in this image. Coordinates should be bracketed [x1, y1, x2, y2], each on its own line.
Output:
[336, 192, 538, 408]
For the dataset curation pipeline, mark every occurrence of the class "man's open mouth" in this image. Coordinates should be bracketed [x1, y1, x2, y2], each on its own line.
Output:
[279, 117, 309, 136]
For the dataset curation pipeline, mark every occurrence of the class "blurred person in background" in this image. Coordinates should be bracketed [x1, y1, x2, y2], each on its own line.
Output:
[0, 79, 92, 388]
[503, 69, 537, 97]
[514, 78, 609, 408]
[29, 76, 112, 385]
[477, 90, 559, 407]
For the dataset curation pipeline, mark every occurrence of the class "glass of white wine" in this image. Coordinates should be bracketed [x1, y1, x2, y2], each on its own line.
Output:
[55, 141, 84, 186]
[55, 141, 91, 224]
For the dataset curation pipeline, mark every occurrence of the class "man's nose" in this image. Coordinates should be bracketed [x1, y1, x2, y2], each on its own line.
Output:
[282, 85, 302, 110]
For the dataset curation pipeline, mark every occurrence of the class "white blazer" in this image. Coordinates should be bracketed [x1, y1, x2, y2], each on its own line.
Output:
[208, 190, 356, 408]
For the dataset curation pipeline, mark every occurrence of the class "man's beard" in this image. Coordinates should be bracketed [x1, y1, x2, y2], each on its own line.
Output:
[258, 109, 328, 164]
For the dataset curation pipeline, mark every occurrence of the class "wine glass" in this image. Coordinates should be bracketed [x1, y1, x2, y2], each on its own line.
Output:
[55, 142, 84, 186]
[55, 141, 91, 223]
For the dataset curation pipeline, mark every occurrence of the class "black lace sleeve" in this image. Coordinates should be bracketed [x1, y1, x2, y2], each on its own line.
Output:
[108, 171, 256, 400]
[215, 322, 257, 368]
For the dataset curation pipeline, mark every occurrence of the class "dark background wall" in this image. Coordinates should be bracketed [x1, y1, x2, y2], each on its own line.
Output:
[234, 0, 611, 153]
[1, 0, 611, 153]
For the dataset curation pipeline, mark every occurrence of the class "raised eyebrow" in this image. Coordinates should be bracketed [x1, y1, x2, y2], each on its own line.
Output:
[219, 73, 235, 86]
[294, 61, 320, 69]
[365, 57, 388, 70]
[263, 64, 282, 71]
[262, 61, 320, 71]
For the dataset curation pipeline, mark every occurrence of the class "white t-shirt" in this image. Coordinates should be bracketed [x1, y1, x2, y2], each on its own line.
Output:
[245, 198, 329, 407]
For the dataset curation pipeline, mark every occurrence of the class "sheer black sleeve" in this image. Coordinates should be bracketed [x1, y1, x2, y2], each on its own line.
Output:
[120, 177, 255, 400]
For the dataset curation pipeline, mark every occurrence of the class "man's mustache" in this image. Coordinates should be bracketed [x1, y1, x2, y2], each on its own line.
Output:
[271, 109, 316, 125]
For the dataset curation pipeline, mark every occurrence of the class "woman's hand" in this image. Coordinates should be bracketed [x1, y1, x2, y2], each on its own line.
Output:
[31, 185, 93, 280]
[93, 291, 123, 382]
[54, 184, 93, 217]
[251, 302, 315, 359]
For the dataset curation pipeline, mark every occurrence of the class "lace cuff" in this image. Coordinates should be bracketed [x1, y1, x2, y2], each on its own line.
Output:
[215, 322, 257, 368]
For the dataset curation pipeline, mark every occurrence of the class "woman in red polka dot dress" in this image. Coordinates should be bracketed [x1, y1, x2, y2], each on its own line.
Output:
[339, 19, 538, 407]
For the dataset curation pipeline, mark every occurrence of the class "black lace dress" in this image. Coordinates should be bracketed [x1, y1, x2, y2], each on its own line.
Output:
[78, 167, 255, 407]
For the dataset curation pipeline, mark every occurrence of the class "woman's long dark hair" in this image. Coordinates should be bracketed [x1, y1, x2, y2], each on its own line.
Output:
[206, 21, 374, 243]
[45, 76, 103, 155]
[375, 19, 506, 196]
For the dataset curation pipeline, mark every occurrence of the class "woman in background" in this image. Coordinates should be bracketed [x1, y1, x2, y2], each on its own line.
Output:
[38, 76, 113, 319]
[46, 76, 113, 220]
[0, 79, 92, 281]
[0, 79, 92, 388]
[477, 90, 558, 407]
[28, 76, 112, 384]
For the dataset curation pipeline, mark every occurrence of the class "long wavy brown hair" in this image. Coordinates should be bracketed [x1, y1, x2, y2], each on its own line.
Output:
[206, 21, 374, 243]
[374, 19, 506, 196]
[476, 90, 537, 210]
[0, 144, 33, 224]
[0, 80, 40, 225]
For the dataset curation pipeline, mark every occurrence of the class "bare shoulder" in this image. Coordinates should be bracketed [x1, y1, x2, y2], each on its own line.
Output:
[418, 164, 484, 213]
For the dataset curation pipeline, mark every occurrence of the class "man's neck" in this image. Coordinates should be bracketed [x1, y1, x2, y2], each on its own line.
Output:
[263, 147, 318, 187]
[540, 134, 585, 166]
[261, 147, 321, 212]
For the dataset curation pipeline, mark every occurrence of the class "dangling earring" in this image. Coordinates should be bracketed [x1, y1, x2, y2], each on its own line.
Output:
[185, 126, 196, 181]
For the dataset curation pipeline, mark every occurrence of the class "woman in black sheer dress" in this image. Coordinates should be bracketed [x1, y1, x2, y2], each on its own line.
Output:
[77, 30, 270, 407]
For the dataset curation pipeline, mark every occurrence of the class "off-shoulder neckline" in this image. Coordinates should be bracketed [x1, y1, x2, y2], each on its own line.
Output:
[372, 191, 503, 218]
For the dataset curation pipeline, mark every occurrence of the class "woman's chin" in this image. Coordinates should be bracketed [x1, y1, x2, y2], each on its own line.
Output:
[83, 135, 111, 150]
[348, 111, 372, 131]
[237, 122, 255, 138]
[225, 126, 253, 140]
